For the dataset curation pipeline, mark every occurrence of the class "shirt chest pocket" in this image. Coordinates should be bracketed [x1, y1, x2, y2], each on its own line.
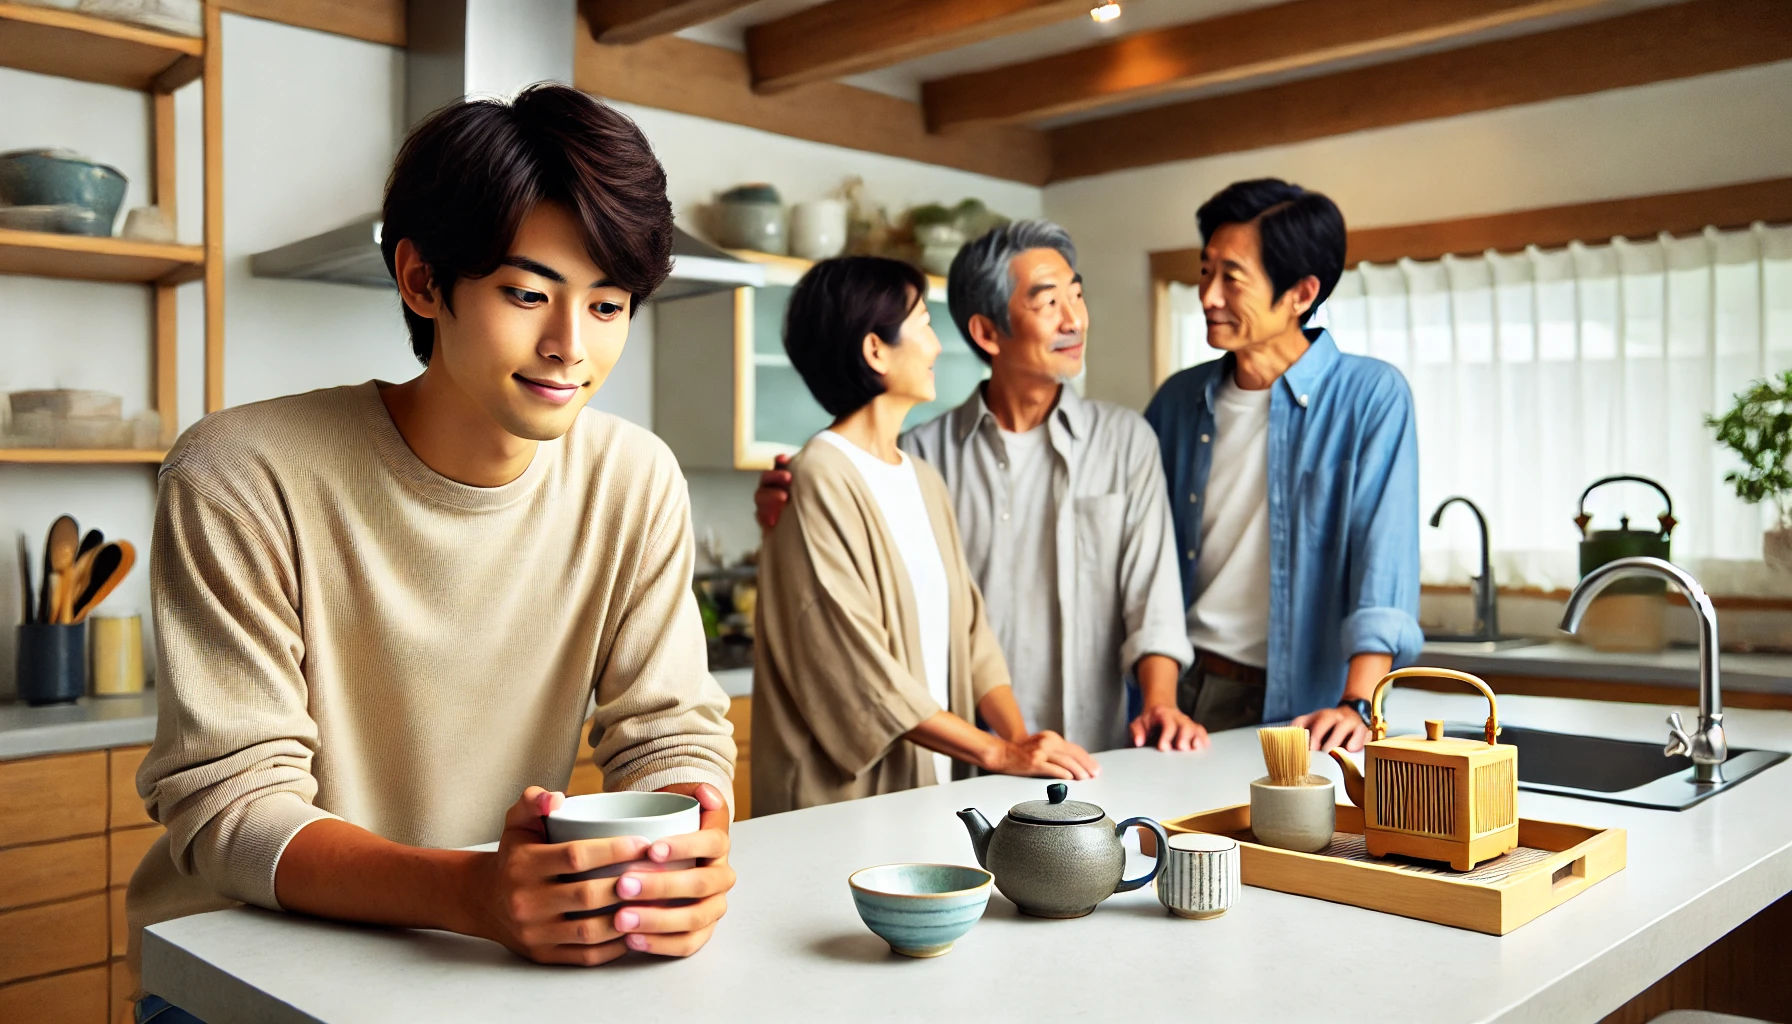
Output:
[1073, 494, 1126, 573]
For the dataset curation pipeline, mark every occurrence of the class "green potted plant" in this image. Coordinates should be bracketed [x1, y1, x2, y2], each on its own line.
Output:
[1710, 370, 1792, 571]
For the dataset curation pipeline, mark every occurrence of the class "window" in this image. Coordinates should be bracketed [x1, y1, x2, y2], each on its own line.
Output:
[1166, 222, 1792, 593]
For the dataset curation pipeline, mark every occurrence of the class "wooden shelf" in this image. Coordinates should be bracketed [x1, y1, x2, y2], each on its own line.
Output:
[0, 2, 201, 92]
[725, 247, 949, 293]
[0, 228, 203, 283]
[0, 448, 165, 464]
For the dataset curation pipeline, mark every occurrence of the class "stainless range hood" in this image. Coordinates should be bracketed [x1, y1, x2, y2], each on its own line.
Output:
[249, 0, 760, 300]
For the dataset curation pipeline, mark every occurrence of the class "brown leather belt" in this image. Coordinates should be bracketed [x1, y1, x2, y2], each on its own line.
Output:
[1195, 648, 1266, 688]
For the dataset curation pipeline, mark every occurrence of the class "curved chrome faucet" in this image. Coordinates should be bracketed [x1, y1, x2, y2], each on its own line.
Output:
[1430, 496, 1498, 641]
[1559, 556, 1726, 784]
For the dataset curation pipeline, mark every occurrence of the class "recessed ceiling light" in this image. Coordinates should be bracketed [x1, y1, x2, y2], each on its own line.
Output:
[1090, 3, 1121, 23]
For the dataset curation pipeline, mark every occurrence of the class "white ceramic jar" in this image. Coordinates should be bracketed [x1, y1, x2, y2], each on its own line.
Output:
[790, 198, 848, 261]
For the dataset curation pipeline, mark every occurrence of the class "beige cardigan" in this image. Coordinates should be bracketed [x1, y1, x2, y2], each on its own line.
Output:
[751, 436, 1010, 815]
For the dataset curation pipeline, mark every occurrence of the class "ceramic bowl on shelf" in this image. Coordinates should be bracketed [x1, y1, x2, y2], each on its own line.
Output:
[714, 183, 786, 254]
[0, 150, 128, 236]
[848, 863, 992, 958]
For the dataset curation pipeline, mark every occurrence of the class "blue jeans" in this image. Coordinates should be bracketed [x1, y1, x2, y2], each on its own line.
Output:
[135, 995, 206, 1023]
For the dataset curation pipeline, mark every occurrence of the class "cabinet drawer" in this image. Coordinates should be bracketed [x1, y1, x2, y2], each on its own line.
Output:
[109, 746, 153, 830]
[0, 893, 109, 984]
[0, 751, 107, 847]
[0, 963, 108, 1024]
[109, 825, 163, 887]
[0, 836, 107, 911]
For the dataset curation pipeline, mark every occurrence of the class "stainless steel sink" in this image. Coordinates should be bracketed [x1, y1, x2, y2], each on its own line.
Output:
[1424, 635, 1547, 653]
[1444, 724, 1788, 810]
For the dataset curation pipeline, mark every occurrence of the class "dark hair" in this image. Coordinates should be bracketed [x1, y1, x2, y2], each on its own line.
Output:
[783, 256, 927, 419]
[1196, 178, 1344, 326]
[381, 84, 674, 364]
[946, 219, 1077, 365]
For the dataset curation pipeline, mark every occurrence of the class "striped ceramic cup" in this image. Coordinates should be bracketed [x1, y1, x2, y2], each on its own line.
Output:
[1156, 833, 1241, 919]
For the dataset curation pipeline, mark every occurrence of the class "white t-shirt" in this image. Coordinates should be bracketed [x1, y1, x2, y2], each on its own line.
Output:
[1185, 375, 1272, 668]
[994, 424, 1061, 734]
[816, 431, 954, 784]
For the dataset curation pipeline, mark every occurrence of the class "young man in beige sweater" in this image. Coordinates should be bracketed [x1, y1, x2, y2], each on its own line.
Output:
[126, 86, 738, 1011]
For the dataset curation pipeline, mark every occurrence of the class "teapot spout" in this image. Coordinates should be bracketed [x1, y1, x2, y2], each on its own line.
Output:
[957, 808, 994, 868]
[1327, 748, 1365, 808]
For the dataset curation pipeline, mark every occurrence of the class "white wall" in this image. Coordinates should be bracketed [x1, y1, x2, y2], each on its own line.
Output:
[1045, 59, 1792, 411]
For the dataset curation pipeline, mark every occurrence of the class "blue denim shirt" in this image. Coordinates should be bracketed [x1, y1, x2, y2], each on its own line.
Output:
[1145, 329, 1423, 721]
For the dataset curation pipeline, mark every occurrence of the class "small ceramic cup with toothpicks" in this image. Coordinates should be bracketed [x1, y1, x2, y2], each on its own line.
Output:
[1250, 726, 1337, 854]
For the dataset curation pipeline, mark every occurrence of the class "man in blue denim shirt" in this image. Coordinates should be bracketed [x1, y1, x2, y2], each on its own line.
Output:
[1146, 179, 1422, 752]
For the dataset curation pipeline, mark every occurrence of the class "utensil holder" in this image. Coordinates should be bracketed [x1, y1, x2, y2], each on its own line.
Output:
[17, 622, 86, 705]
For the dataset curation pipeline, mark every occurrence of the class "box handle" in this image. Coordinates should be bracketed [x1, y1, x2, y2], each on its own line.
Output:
[1370, 668, 1500, 745]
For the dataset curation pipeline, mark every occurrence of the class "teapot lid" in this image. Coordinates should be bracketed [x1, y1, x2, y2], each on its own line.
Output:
[1008, 783, 1103, 825]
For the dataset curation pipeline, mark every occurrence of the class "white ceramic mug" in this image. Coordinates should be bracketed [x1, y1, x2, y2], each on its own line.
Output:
[545, 792, 702, 890]
[790, 198, 847, 260]
[1156, 833, 1241, 919]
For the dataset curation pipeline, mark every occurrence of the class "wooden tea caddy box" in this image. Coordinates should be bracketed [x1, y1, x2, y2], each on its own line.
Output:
[1330, 668, 1518, 871]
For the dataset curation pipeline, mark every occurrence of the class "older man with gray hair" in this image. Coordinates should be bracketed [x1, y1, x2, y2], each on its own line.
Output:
[757, 220, 1200, 755]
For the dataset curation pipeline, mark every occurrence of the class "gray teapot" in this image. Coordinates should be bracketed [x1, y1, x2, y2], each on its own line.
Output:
[958, 783, 1169, 919]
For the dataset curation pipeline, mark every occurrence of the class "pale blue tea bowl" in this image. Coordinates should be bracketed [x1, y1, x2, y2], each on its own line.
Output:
[848, 863, 993, 958]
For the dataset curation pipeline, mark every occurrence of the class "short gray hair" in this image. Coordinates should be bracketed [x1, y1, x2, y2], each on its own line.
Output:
[946, 219, 1078, 363]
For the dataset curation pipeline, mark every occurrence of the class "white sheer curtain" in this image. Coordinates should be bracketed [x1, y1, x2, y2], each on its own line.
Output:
[1167, 222, 1792, 594]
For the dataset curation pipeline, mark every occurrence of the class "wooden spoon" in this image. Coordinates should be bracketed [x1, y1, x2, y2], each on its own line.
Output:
[70, 541, 135, 624]
[61, 545, 102, 625]
[38, 515, 76, 624]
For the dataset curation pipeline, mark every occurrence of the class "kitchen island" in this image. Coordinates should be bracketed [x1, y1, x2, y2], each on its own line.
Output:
[140, 690, 1792, 1023]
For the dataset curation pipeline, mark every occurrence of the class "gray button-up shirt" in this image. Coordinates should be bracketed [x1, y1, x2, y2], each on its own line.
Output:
[901, 385, 1193, 752]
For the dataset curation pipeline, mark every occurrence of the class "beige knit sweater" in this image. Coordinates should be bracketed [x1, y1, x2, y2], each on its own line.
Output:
[127, 382, 735, 961]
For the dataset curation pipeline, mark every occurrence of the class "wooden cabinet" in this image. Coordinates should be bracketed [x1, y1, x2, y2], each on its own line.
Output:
[655, 253, 989, 471]
[569, 695, 754, 818]
[0, 744, 157, 1022]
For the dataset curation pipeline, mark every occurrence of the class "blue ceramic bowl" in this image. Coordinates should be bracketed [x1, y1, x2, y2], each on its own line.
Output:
[0, 150, 128, 236]
[848, 863, 992, 958]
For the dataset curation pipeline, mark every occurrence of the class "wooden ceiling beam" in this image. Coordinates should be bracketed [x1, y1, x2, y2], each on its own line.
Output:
[575, 23, 1051, 185]
[746, 0, 1091, 96]
[924, 0, 1619, 131]
[581, 0, 761, 45]
[1048, 0, 1792, 182]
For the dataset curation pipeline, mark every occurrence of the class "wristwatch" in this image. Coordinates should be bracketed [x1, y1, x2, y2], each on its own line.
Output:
[1339, 697, 1373, 726]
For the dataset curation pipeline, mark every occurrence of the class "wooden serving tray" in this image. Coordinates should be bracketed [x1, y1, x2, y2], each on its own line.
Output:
[1161, 803, 1625, 935]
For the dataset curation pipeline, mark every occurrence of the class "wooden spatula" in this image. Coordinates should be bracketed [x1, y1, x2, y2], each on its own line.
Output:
[69, 541, 135, 624]
[38, 515, 76, 624]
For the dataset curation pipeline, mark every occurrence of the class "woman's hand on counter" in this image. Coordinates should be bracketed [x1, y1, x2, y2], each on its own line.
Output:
[992, 731, 1101, 781]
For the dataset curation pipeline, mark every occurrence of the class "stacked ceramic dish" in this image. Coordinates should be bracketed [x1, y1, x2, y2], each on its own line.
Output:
[0, 149, 129, 237]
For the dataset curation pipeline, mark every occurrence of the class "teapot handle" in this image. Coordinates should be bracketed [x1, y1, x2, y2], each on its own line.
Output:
[1112, 817, 1169, 894]
[1370, 667, 1500, 745]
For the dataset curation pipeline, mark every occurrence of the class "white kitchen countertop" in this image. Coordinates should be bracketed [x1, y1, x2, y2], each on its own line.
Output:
[142, 691, 1792, 1023]
[1423, 640, 1792, 694]
[0, 690, 157, 760]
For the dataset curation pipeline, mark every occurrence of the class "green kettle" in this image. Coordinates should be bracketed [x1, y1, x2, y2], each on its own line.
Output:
[1575, 475, 1676, 594]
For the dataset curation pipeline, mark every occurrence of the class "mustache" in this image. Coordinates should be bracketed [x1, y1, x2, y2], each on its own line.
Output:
[1050, 333, 1085, 352]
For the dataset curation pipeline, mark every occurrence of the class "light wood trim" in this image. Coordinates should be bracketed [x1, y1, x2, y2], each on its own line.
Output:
[109, 747, 153, 831]
[0, 229, 203, 284]
[154, 285, 179, 446]
[1423, 578, 1792, 612]
[215, 0, 404, 47]
[0, 1, 201, 91]
[726, 695, 750, 820]
[575, 28, 1050, 186]
[0, 837, 107, 912]
[0, 893, 109, 984]
[1047, 0, 1792, 182]
[732, 287, 754, 471]
[725, 247, 948, 294]
[1346, 177, 1792, 265]
[0, 964, 109, 1023]
[152, 90, 177, 228]
[0, 449, 166, 464]
[0, 751, 107, 848]
[748, 0, 1087, 95]
[1403, 673, 1792, 713]
[109, 826, 162, 887]
[581, 0, 759, 45]
[203, 0, 225, 414]
[924, 0, 1613, 130]
[107, 887, 127, 959]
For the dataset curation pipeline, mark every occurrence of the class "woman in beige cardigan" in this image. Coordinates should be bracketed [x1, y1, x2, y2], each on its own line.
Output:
[752, 256, 1099, 816]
